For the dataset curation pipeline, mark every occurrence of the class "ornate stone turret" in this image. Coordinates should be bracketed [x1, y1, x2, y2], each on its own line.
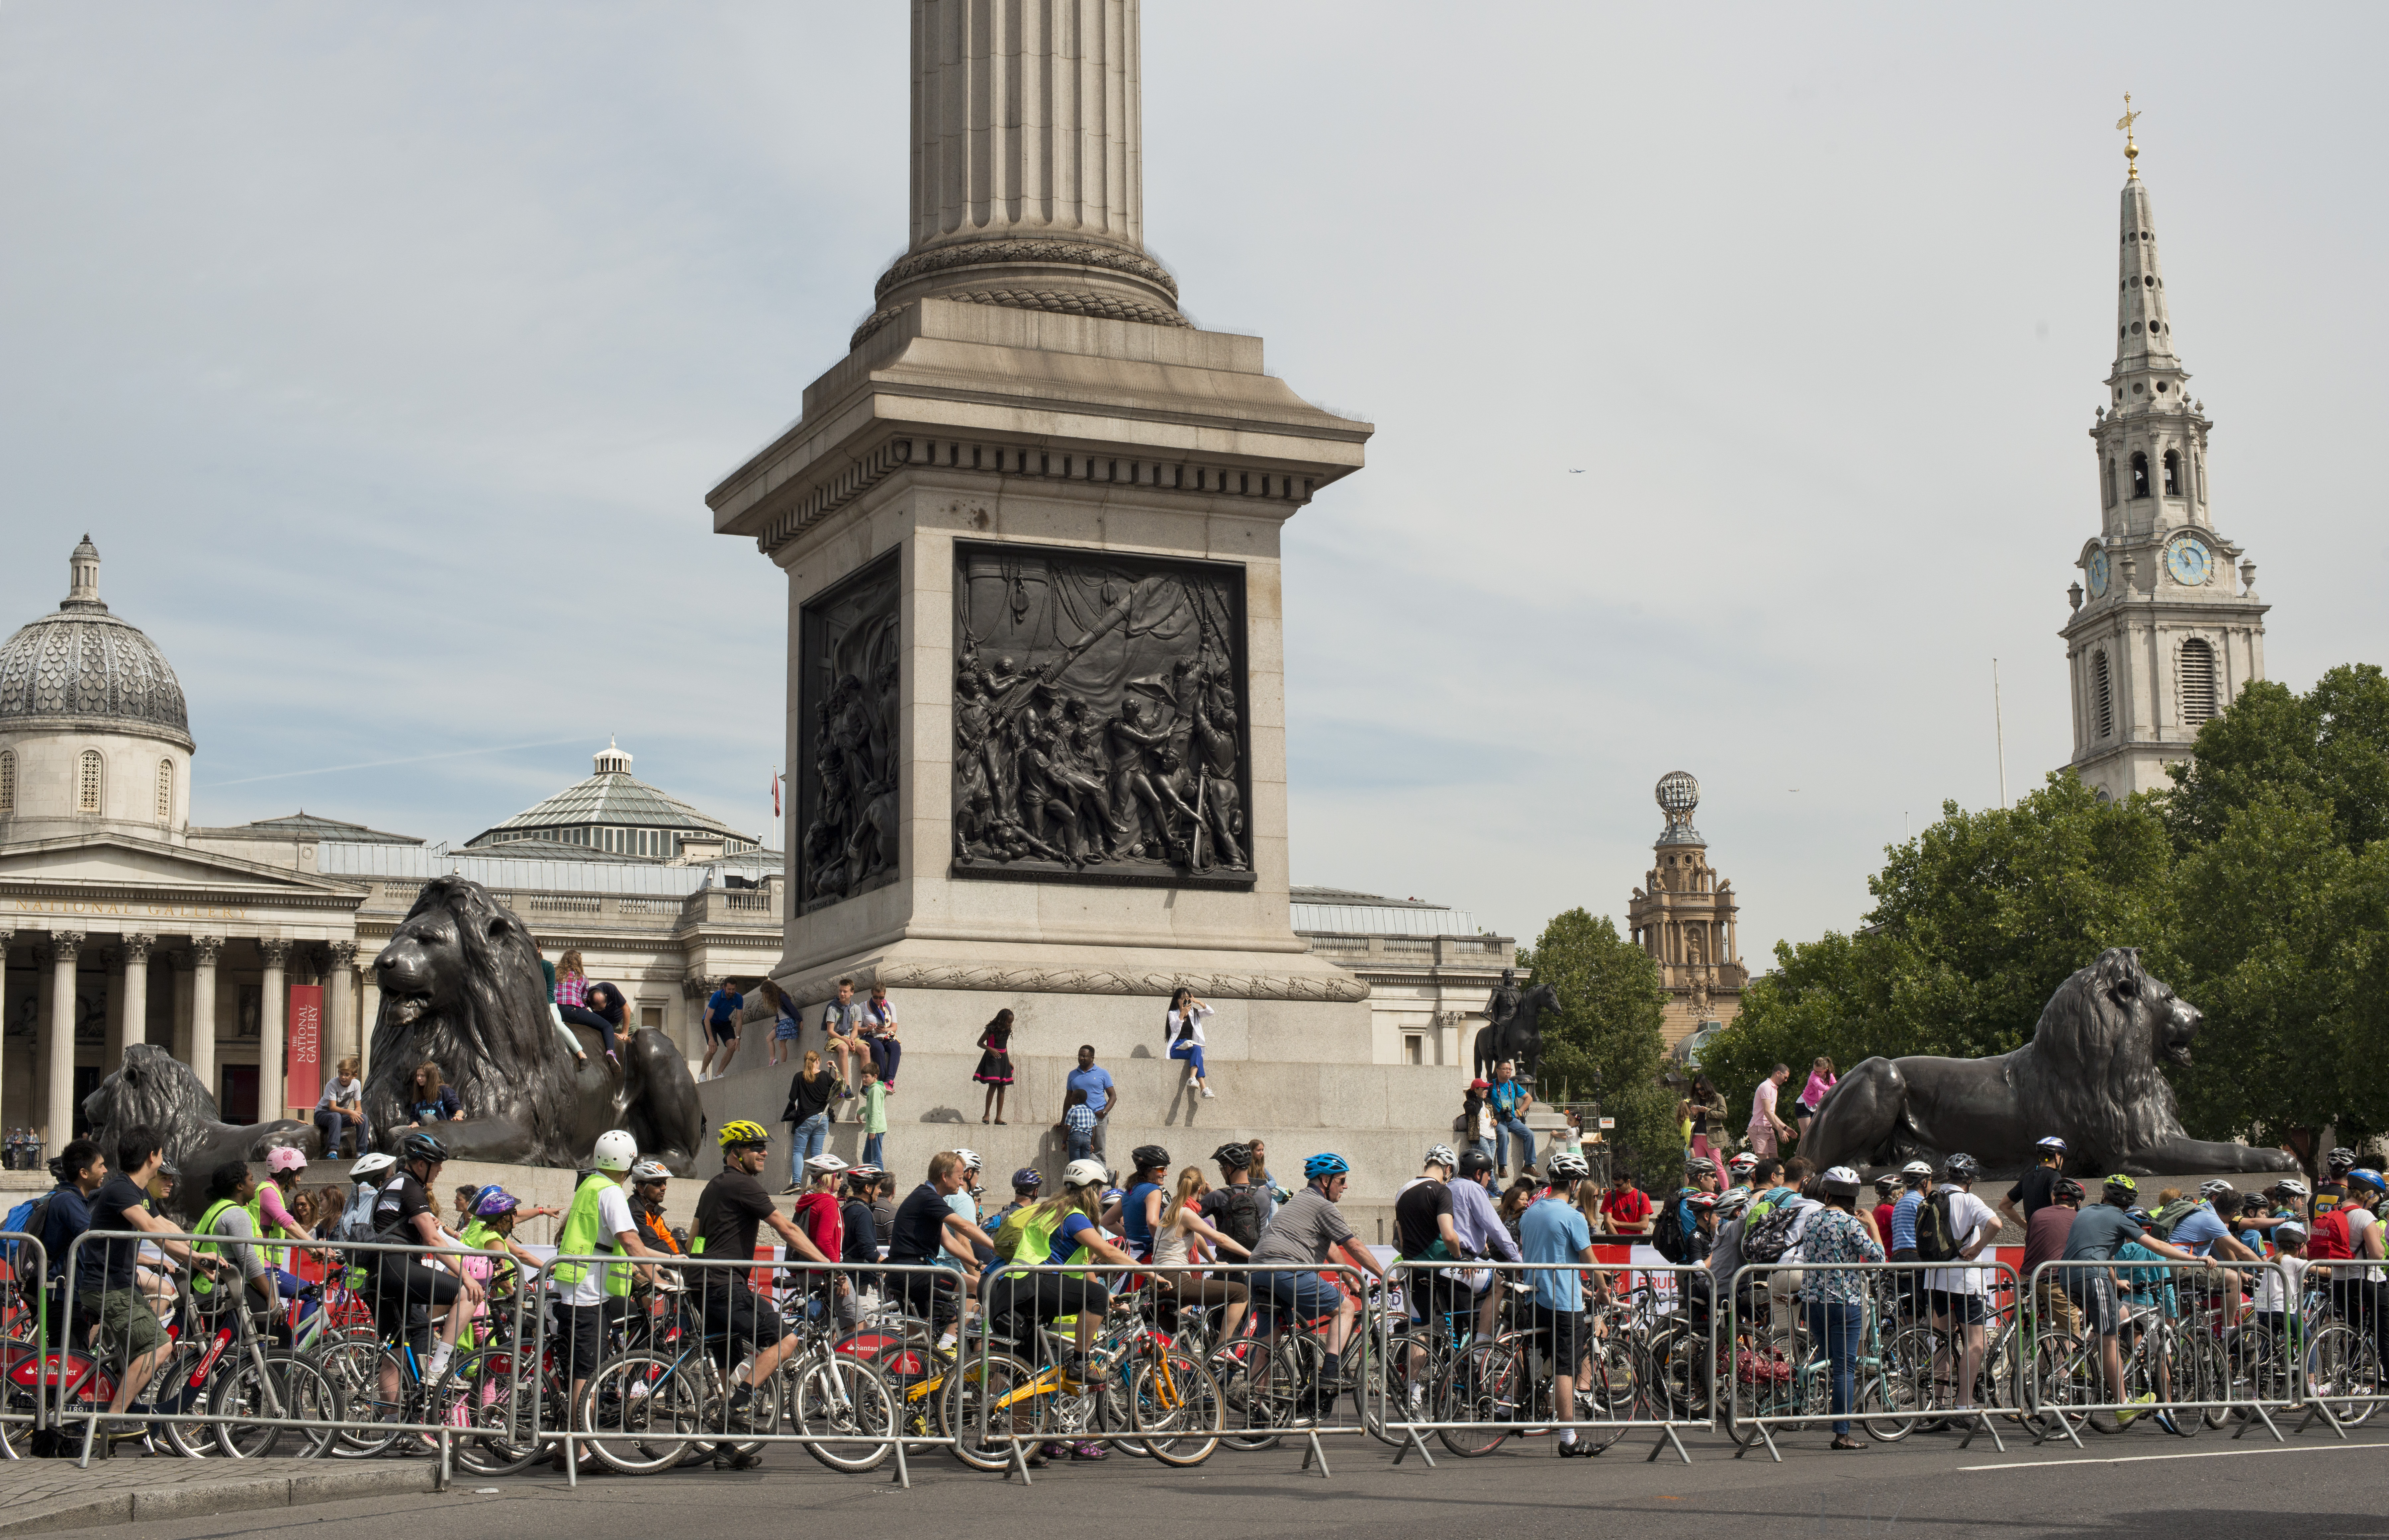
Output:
[1626, 772, 1745, 1046]
[2062, 102, 2268, 802]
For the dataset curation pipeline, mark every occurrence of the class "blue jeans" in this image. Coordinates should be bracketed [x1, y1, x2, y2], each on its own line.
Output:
[312, 1108, 365, 1157]
[790, 1113, 829, 1185]
[1473, 1137, 1497, 1169]
[1495, 1115, 1534, 1172]
[1257, 1268, 1345, 1325]
[1804, 1299, 1861, 1436]
[862, 1132, 884, 1169]
[1066, 1132, 1092, 1164]
[868, 1036, 902, 1085]
[1170, 1041, 1207, 1078]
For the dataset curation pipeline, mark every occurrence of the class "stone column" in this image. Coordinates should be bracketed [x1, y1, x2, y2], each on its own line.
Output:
[46, 932, 82, 1147]
[326, 941, 359, 1074]
[190, 936, 221, 1097]
[116, 935, 152, 1073]
[0, 931, 11, 1135]
[258, 938, 290, 1122]
[170, 950, 193, 1062]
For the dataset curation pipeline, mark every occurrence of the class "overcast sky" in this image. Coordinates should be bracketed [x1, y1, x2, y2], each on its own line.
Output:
[4, 5, 2381, 955]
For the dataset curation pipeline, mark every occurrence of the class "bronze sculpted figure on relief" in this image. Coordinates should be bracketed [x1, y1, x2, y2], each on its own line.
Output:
[953, 544, 1250, 884]
[797, 551, 902, 911]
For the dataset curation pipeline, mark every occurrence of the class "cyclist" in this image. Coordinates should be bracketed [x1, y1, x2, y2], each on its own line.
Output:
[341, 1151, 396, 1240]
[1924, 1154, 1999, 1425]
[459, 1187, 547, 1316]
[1200, 1143, 1271, 1254]
[1998, 1135, 2068, 1231]
[1598, 1164, 1654, 1237]
[1871, 1174, 1899, 1243]
[625, 1160, 681, 1257]
[839, 1166, 882, 1305]
[81, 1127, 228, 1447]
[1394, 1145, 1467, 1406]
[991, 1167, 1044, 1231]
[689, 1120, 835, 1458]
[192, 1159, 279, 1319]
[1799, 1166, 1884, 1452]
[2024, 1176, 2085, 1339]
[1243, 1152, 1398, 1413]
[549, 1130, 663, 1468]
[882, 1150, 984, 1340]
[367, 1130, 483, 1403]
[1521, 1151, 1603, 1457]
[1887, 1158, 1934, 1320]
[792, 1152, 859, 1328]
[2315, 1167, 2387, 1368]
[2317, 1147, 2358, 1216]
[1727, 1151, 1761, 1188]
[1122, 1145, 1172, 1262]
[2059, 1173, 2216, 1424]
[985, 1158, 1137, 1463]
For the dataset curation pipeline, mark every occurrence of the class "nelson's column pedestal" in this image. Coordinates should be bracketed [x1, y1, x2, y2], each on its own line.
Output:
[698, 3, 1449, 1216]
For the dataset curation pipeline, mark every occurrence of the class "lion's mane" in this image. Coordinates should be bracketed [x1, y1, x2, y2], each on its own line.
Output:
[2013, 947, 2188, 1157]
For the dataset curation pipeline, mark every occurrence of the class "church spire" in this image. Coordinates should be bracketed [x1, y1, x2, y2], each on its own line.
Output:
[2113, 146, 2179, 381]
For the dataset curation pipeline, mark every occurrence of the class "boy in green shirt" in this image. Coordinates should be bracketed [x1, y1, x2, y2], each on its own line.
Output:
[860, 1061, 888, 1169]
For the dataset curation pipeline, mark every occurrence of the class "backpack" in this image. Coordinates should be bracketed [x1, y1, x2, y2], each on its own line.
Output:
[1913, 1190, 1960, 1262]
[339, 1181, 382, 1243]
[2306, 1208, 2354, 1263]
[2144, 1198, 2198, 1243]
[1209, 1184, 1269, 1252]
[1741, 1198, 1804, 1266]
[1651, 1197, 1691, 1264]
[2, 1193, 53, 1301]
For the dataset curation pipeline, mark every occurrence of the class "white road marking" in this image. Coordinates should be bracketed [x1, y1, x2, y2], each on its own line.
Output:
[1960, 1439, 2381, 1472]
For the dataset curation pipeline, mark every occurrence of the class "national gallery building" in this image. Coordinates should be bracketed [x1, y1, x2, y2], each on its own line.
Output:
[0, 540, 1509, 1148]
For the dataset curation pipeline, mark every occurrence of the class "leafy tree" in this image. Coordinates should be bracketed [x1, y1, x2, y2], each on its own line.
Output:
[2165, 665, 2389, 858]
[1519, 909, 1674, 1174]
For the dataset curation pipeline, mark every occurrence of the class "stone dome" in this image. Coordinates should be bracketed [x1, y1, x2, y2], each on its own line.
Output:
[0, 537, 193, 749]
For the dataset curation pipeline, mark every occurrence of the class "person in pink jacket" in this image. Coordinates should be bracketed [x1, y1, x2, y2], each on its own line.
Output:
[1794, 1057, 1838, 1144]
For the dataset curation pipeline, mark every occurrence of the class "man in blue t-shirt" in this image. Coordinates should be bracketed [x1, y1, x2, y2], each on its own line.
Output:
[1065, 1045, 1115, 1161]
[1487, 1061, 1536, 1178]
[701, 982, 745, 1081]
[1519, 1154, 1603, 1455]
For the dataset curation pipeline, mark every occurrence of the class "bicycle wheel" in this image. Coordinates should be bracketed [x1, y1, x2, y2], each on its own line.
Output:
[790, 1356, 895, 1473]
[1574, 1338, 1644, 1452]
[446, 1349, 545, 1478]
[1863, 1341, 1923, 1442]
[1132, 1348, 1222, 1467]
[938, 1350, 1042, 1472]
[2305, 1324, 2381, 1427]
[579, 1352, 700, 1476]
[211, 1351, 343, 1459]
[1887, 1327, 1953, 1419]
[138, 1334, 222, 1459]
[311, 1337, 404, 1458]
[1437, 1341, 1517, 1457]
[1208, 1336, 1284, 1451]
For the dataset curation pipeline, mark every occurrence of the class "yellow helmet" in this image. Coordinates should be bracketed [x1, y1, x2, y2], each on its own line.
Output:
[717, 1119, 771, 1150]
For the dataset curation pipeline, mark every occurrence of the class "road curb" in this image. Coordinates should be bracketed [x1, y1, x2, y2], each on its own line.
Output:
[0, 1462, 436, 1536]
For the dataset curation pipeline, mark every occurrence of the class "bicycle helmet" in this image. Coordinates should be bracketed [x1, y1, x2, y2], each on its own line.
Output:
[1728, 1152, 1759, 1174]
[1547, 1151, 1591, 1181]
[473, 1187, 521, 1219]
[1899, 1159, 1933, 1181]
[952, 1147, 984, 1174]
[1872, 1174, 1897, 1194]
[2035, 1135, 2068, 1153]
[2327, 1147, 2357, 1176]
[591, 1128, 638, 1173]
[1210, 1142, 1254, 1172]
[350, 1152, 396, 1181]
[1942, 1153, 1979, 1183]
[846, 1164, 883, 1182]
[629, 1160, 672, 1183]
[2271, 1177, 2309, 1199]
[2198, 1178, 2238, 1201]
[2277, 1222, 2308, 1245]
[1423, 1144, 1458, 1171]
[1303, 1152, 1352, 1181]
[1010, 1167, 1043, 1193]
[1683, 1155, 1717, 1178]
[1716, 1185, 1751, 1219]
[804, 1152, 850, 1175]
[1457, 1150, 1496, 1178]
[266, 1146, 308, 1175]
[717, 1119, 771, 1150]
[2125, 1206, 2154, 1225]
[2103, 1172, 2138, 1196]
[1062, 1158, 1109, 1189]
[2054, 1177, 2086, 1203]
[1130, 1145, 1170, 1174]
[397, 1130, 450, 1168]
[1684, 1190, 1718, 1211]
[1821, 1165, 1863, 1196]
[2350, 1169, 2386, 1195]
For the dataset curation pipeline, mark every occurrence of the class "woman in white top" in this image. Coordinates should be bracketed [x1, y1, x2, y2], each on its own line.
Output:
[1150, 1166, 1250, 1344]
[1165, 987, 1216, 1100]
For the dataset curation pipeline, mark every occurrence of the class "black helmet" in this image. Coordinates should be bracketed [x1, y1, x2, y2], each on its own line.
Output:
[2054, 1177, 2086, 1203]
[398, 1131, 450, 1167]
[1131, 1144, 1171, 1174]
[1210, 1142, 1253, 1172]
[2328, 1147, 2358, 1176]
[1457, 1150, 1496, 1178]
[1943, 1153, 1979, 1183]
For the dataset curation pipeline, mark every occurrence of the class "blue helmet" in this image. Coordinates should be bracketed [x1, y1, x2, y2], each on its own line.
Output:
[2350, 1169, 2386, 1194]
[1304, 1152, 1351, 1181]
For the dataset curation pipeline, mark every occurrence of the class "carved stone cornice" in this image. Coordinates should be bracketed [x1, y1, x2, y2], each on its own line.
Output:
[809, 961, 1369, 1005]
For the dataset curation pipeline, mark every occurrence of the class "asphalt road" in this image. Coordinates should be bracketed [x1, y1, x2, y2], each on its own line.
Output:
[36, 1421, 2389, 1540]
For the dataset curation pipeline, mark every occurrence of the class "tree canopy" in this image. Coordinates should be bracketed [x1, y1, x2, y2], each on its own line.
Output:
[1516, 908, 1674, 1173]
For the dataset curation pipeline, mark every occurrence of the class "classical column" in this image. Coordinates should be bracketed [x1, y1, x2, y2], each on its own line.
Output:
[170, 950, 194, 1062]
[117, 934, 153, 1070]
[190, 936, 222, 1097]
[0, 931, 12, 1135]
[258, 938, 290, 1122]
[325, 941, 359, 1073]
[858, 0, 1182, 343]
[359, 974, 380, 1080]
[46, 932, 83, 1147]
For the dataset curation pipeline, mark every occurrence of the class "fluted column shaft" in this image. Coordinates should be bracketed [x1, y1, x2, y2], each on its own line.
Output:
[259, 939, 290, 1122]
[327, 941, 359, 1075]
[190, 936, 221, 1097]
[46, 933, 82, 1146]
[117, 934, 153, 1071]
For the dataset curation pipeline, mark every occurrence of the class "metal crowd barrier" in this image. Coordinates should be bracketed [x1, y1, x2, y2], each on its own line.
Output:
[2023, 1258, 2309, 1445]
[1, 1232, 48, 1456]
[58, 1228, 536, 1478]
[1377, 1258, 1709, 1467]
[1726, 1259, 2024, 1460]
[2286, 1261, 2389, 1437]
[949, 1257, 1378, 1482]
[534, 1248, 961, 1489]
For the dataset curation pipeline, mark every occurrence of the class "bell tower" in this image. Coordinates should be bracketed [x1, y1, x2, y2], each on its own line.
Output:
[2062, 102, 2268, 802]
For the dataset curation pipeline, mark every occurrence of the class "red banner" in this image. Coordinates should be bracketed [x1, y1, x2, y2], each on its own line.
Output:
[286, 984, 323, 1116]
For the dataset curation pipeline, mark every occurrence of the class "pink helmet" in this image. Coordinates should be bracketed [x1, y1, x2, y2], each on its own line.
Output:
[266, 1146, 309, 1175]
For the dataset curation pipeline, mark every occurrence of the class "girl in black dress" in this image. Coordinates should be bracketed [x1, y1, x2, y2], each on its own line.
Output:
[974, 1008, 1016, 1124]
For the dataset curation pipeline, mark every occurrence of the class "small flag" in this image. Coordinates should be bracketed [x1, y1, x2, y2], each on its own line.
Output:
[771, 769, 781, 818]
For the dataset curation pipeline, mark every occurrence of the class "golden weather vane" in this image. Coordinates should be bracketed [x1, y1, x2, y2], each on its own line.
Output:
[2116, 92, 2141, 179]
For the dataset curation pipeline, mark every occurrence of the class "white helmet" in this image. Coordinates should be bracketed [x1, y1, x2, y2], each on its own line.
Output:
[1900, 1159, 1934, 1179]
[1822, 1166, 1864, 1195]
[350, 1152, 396, 1180]
[1062, 1158, 1109, 1189]
[629, 1159, 672, 1183]
[1424, 1144, 1458, 1171]
[1728, 1152, 1759, 1172]
[1547, 1152, 1591, 1180]
[805, 1152, 850, 1175]
[593, 1129, 639, 1173]
[2199, 1178, 2238, 1201]
[952, 1147, 984, 1173]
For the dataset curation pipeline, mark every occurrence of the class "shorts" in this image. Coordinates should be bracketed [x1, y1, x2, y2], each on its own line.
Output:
[98, 1287, 167, 1358]
[2065, 1271, 2121, 1338]
[1530, 1304, 1588, 1376]
[1746, 1125, 1779, 1157]
[1930, 1289, 1988, 1326]
[699, 1282, 772, 1366]
[2032, 1277, 2081, 1337]
[560, 1298, 627, 1379]
[1258, 1269, 1346, 1322]
[372, 1257, 465, 1353]
[1409, 1266, 1474, 1326]
[711, 1015, 743, 1043]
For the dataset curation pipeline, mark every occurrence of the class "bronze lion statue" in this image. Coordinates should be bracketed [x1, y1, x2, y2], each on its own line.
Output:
[366, 876, 705, 1174]
[1801, 947, 2298, 1179]
[79, 1044, 311, 1219]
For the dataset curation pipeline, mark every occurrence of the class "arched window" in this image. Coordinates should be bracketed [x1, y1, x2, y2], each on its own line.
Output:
[2093, 651, 2114, 739]
[2179, 638, 2218, 726]
[2162, 449, 2181, 497]
[155, 759, 174, 821]
[2104, 458, 2117, 508]
[2130, 452, 2151, 499]
[78, 749, 103, 813]
[0, 750, 14, 813]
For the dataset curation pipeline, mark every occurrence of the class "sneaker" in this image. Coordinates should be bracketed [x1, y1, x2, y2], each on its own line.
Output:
[712, 1448, 763, 1471]
[1039, 1441, 1072, 1461]
[1556, 1437, 1591, 1457]
[2153, 1409, 2182, 1436]
[1070, 1441, 1108, 1461]
[2115, 1391, 2157, 1428]
[1200, 1087, 1216, 1099]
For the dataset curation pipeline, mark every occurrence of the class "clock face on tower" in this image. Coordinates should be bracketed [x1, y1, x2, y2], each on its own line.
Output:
[2166, 534, 2215, 587]
[2086, 550, 2110, 598]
